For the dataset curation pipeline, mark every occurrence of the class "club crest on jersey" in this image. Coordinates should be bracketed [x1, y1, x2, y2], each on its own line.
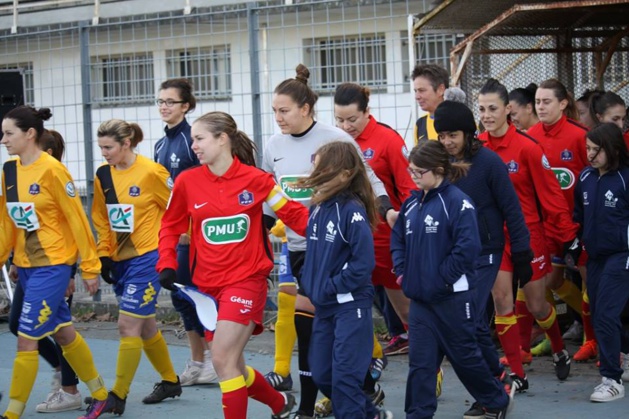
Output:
[560, 149, 573, 161]
[605, 190, 618, 208]
[129, 185, 141, 197]
[202, 214, 250, 244]
[238, 190, 254, 206]
[424, 214, 439, 233]
[28, 183, 40, 195]
[363, 148, 375, 160]
[325, 220, 337, 242]
[506, 160, 519, 173]
[170, 153, 180, 169]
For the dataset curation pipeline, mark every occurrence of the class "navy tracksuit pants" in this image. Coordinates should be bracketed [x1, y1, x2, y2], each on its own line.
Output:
[406, 291, 508, 419]
[310, 306, 378, 419]
[587, 253, 629, 382]
[474, 253, 504, 377]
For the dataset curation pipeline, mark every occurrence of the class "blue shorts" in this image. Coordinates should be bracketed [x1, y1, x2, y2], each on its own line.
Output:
[278, 242, 296, 286]
[113, 250, 161, 318]
[17, 265, 73, 340]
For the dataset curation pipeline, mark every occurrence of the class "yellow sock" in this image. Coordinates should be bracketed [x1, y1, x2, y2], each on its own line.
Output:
[143, 330, 178, 383]
[554, 280, 583, 315]
[536, 305, 557, 330]
[61, 332, 107, 401]
[4, 350, 38, 419]
[111, 336, 143, 399]
[372, 334, 383, 359]
[274, 291, 296, 377]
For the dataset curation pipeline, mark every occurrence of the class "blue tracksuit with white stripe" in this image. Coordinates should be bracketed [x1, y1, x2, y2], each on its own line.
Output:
[574, 166, 629, 382]
[300, 193, 377, 419]
[391, 180, 508, 418]
[453, 146, 530, 377]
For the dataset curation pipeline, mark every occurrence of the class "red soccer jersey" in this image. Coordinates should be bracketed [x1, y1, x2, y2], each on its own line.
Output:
[527, 115, 588, 213]
[481, 124, 578, 243]
[157, 157, 308, 289]
[355, 116, 416, 247]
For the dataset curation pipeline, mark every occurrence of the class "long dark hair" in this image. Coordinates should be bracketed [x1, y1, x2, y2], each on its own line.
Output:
[587, 123, 629, 171]
[589, 91, 626, 125]
[538, 79, 578, 120]
[160, 78, 196, 114]
[3, 106, 52, 145]
[274, 64, 319, 117]
[297, 141, 379, 231]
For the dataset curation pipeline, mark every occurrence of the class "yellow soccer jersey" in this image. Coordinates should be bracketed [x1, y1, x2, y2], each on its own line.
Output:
[92, 154, 172, 262]
[0, 152, 100, 279]
[414, 113, 438, 145]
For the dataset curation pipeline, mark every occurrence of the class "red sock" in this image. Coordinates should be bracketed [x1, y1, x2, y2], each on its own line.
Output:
[515, 299, 534, 352]
[582, 298, 596, 343]
[220, 376, 248, 419]
[537, 305, 564, 354]
[496, 313, 526, 377]
[245, 366, 285, 414]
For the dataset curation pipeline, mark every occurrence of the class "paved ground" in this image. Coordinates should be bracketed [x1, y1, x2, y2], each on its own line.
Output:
[1, 292, 628, 418]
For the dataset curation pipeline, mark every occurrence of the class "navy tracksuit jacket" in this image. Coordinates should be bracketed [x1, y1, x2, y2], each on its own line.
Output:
[574, 166, 629, 382]
[300, 194, 377, 419]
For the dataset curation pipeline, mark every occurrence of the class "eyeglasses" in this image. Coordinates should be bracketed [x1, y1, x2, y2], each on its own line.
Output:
[156, 99, 185, 107]
[407, 167, 431, 178]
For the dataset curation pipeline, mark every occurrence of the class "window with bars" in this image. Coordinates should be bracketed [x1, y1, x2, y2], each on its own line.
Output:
[0, 62, 34, 105]
[166, 46, 232, 99]
[305, 34, 387, 92]
[91, 54, 154, 105]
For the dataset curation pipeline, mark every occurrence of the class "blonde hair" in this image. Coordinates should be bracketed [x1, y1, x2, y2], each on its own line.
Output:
[193, 111, 256, 166]
[97, 119, 143, 148]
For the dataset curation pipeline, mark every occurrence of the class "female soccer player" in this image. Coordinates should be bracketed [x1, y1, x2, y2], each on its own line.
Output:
[157, 111, 308, 419]
[0, 106, 108, 419]
[478, 79, 578, 385]
[508, 84, 539, 131]
[154, 78, 216, 386]
[91, 119, 181, 415]
[391, 140, 510, 419]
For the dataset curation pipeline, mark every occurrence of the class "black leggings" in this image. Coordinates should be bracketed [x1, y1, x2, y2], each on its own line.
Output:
[9, 279, 79, 387]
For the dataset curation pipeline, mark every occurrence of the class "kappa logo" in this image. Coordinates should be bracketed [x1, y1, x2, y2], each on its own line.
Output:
[202, 214, 249, 244]
[35, 300, 52, 329]
[461, 199, 474, 211]
[424, 214, 439, 233]
[325, 220, 337, 242]
[605, 190, 618, 208]
[351, 212, 364, 223]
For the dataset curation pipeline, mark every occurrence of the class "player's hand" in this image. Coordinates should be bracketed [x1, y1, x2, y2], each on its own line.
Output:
[82, 278, 100, 296]
[100, 257, 115, 284]
[178, 234, 191, 245]
[563, 238, 582, 271]
[512, 249, 534, 288]
[65, 277, 76, 297]
[386, 209, 399, 228]
[8, 264, 18, 282]
[159, 268, 177, 291]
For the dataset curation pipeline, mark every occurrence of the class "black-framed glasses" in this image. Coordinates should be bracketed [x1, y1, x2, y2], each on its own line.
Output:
[407, 167, 431, 178]
[156, 99, 185, 107]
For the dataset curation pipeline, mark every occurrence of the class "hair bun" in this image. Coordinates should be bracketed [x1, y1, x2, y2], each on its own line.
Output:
[36, 107, 53, 121]
[295, 64, 310, 85]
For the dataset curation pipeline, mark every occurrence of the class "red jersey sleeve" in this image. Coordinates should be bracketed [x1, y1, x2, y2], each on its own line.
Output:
[384, 137, 416, 206]
[157, 174, 190, 273]
[524, 148, 579, 242]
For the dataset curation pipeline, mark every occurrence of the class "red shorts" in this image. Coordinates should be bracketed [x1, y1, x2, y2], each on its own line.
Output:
[501, 223, 551, 281]
[200, 275, 267, 342]
[547, 238, 589, 267]
[372, 244, 400, 290]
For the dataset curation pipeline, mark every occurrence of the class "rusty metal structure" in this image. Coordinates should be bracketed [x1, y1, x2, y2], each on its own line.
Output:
[411, 0, 629, 105]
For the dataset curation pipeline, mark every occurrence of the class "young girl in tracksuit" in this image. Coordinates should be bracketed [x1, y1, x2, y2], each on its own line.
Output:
[572, 123, 629, 402]
[297, 141, 392, 419]
[391, 141, 510, 419]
